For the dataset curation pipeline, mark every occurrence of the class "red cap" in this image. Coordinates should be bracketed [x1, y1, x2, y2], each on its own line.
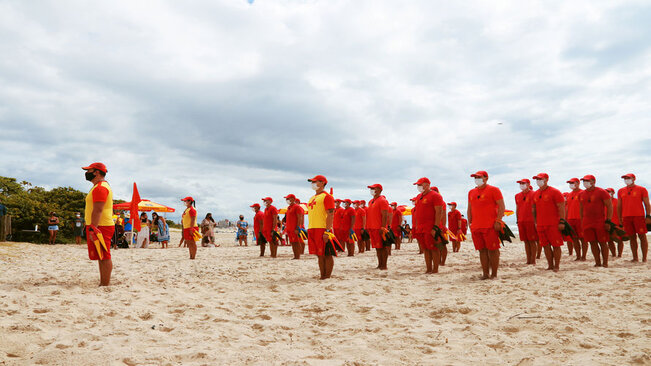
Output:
[181, 196, 194, 202]
[344, 199, 352, 204]
[390, 202, 397, 206]
[566, 178, 580, 184]
[605, 188, 615, 193]
[580, 175, 596, 181]
[413, 177, 430, 185]
[471, 171, 488, 178]
[432, 186, 439, 193]
[410, 197, 418, 202]
[447, 202, 457, 206]
[250, 203, 260, 208]
[82, 162, 107, 173]
[516, 178, 530, 184]
[360, 200, 366, 204]
[284, 194, 296, 200]
[261, 197, 273, 203]
[335, 199, 342, 203]
[308, 175, 328, 185]
[295, 199, 301, 203]
[353, 200, 360, 204]
[368, 184, 383, 190]
[533, 173, 549, 180]
[621, 173, 636, 180]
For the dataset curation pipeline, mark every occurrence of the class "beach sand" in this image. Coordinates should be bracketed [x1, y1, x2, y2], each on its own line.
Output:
[1, 230, 650, 365]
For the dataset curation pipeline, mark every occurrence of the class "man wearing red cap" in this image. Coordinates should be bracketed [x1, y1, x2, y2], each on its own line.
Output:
[447, 202, 462, 253]
[617, 174, 650, 262]
[516, 179, 538, 264]
[579, 175, 613, 267]
[353, 200, 366, 253]
[284, 194, 304, 259]
[410, 197, 421, 251]
[605, 188, 624, 257]
[460, 215, 468, 236]
[262, 197, 279, 258]
[413, 177, 445, 273]
[390, 202, 403, 250]
[82, 162, 114, 286]
[360, 200, 371, 251]
[250, 203, 266, 255]
[468, 171, 505, 279]
[532, 173, 566, 271]
[565, 177, 586, 260]
[342, 199, 356, 256]
[307, 175, 336, 279]
[367, 184, 391, 270]
[333, 199, 346, 253]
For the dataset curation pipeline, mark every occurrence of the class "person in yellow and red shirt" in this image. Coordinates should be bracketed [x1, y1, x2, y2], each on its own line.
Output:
[367, 184, 391, 270]
[532, 173, 566, 272]
[284, 194, 304, 260]
[333, 199, 346, 253]
[307, 175, 336, 280]
[342, 199, 356, 256]
[180, 197, 198, 259]
[565, 177, 586, 261]
[447, 202, 462, 253]
[605, 188, 624, 257]
[82, 162, 114, 286]
[468, 171, 505, 280]
[617, 173, 650, 262]
[578, 175, 613, 267]
[390, 202, 403, 250]
[353, 200, 367, 253]
[413, 178, 445, 273]
[515, 179, 538, 265]
[261, 197, 279, 258]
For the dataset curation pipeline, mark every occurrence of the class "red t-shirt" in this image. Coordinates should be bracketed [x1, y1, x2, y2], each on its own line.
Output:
[533, 186, 564, 226]
[263, 205, 278, 232]
[610, 198, 619, 225]
[414, 190, 445, 230]
[515, 190, 535, 223]
[580, 187, 610, 228]
[354, 207, 366, 229]
[285, 204, 302, 231]
[447, 209, 461, 231]
[334, 206, 345, 230]
[391, 208, 403, 230]
[363, 207, 369, 228]
[342, 207, 355, 231]
[254, 211, 264, 234]
[617, 185, 649, 217]
[566, 189, 583, 220]
[460, 218, 468, 233]
[366, 196, 390, 229]
[468, 185, 503, 230]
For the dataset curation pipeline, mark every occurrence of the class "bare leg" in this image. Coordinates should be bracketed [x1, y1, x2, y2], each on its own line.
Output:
[440, 245, 447, 265]
[567, 240, 573, 256]
[600, 242, 609, 267]
[395, 237, 401, 250]
[607, 241, 617, 257]
[553, 246, 562, 271]
[347, 242, 355, 257]
[423, 247, 432, 273]
[324, 255, 334, 278]
[527, 241, 537, 265]
[98, 259, 112, 286]
[365, 240, 371, 252]
[524, 241, 531, 264]
[488, 249, 500, 278]
[187, 240, 197, 259]
[580, 239, 588, 261]
[431, 248, 440, 273]
[291, 242, 301, 259]
[629, 236, 639, 261]
[259, 242, 266, 257]
[543, 246, 553, 270]
[357, 239, 365, 253]
[318, 255, 326, 279]
[616, 238, 623, 257]
[270, 240, 278, 258]
[536, 241, 542, 259]
[640, 234, 648, 262]
[572, 239, 581, 260]
[589, 241, 601, 266]
[375, 248, 382, 269]
[479, 249, 489, 279]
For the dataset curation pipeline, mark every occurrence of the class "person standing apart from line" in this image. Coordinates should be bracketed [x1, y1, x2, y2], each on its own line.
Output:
[262, 197, 279, 258]
[251, 203, 266, 255]
[236, 215, 249, 246]
[72, 212, 84, 245]
[353, 200, 366, 253]
[82, 162, 114, 286]
[618, 173, 650, 262]
[367, 184, 391, 270]
[413, 178, 445, 274]
[515, 179, 538, 265]
[390, 202, 403, 250]
[47, 212, 60, 245]
[532, 173, 566, 272]
[579, 175, 613, 267]
[179, 197, 198, 259]
[284, 194, 304, 259]
[467, 171, 505, 280]
[565, 177, 587, 260]
[605, 188, 624, 257]
[306, 175, 336, 279]
[447, 202, 462, 253]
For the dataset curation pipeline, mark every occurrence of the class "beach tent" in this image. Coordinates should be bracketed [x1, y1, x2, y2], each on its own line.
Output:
[113, 199, 176, 213]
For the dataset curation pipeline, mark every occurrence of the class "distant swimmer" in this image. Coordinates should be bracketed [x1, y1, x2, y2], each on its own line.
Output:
[367, 184, 391, 270]
[578, 175, 613, 267]
[617, 174, 650, 262]
[467, 171, 505, 279]
[261, 197, 279, 258]
[413, 177, 445, 274]
[515, 179, 538, 265]
[306, 175, 336, 279]
[284, 194, 304, 259]
[532, 173, 565, 272]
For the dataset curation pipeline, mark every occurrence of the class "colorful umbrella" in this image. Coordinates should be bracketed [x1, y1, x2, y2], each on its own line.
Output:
[113, 199, 176, 213]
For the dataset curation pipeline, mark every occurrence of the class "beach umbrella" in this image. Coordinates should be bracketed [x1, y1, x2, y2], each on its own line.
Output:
[278, 203, 309, 215]
[113, 199, 176, 213]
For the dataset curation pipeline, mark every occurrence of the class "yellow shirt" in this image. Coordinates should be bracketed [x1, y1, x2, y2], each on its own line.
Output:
[182, 207, 198, 229]
[307, 192, 335, 229]
[85, 181, 114, 226]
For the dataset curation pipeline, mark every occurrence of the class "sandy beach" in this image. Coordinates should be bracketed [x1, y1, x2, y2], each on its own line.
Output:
[1, 230, 650, 365]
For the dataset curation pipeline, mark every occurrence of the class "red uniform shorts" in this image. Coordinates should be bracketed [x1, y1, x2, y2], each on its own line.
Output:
[392, 228, 402, 242]
[86, 225, 114, 261]
[517, 221, 538, 242]
[287, 229, 300, 243]
[537, 225, 564, 247]
[416, 231, 440, 251]
[263, 230, 274, 243]
[623, 216, 647, 237]
[583, 226, 609, 243]
[182, 227, 197, 241]
[566, 219, 583, 240]
[368, 229, 383, 249]
[471, 228, 500, 251]
[335, 229, 348, 244]
[354, 229, 363, 242]
[308, 228, 336, 256]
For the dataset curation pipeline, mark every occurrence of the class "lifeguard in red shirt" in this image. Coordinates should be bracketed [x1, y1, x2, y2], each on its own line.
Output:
[250, 203, 266, 255]
[353, 200, 367, 253]
[284, 194, 304, 259]
[605, 188, 624, 257]
[413, 177, 446, 274]
[532, 173, 566, 272]
[261, 197, 279, 258]
[342, 199, 356, 256]
[565, 178, 586, 261]
[467, 171, 505, 280]
[333, 199, 346, 252]
[360, 200, 371, 251]
[307, 175, 336, 279]
[390, 202, 403, 250]
[617, 173, 650, 262]
[515, 179, 538, 265]
[447, 202, 462, 253]
[578, 175, 613, 267]
[367, 184, 391, 270]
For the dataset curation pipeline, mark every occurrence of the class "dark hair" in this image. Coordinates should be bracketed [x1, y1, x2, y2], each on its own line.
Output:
[204, 213, 215, 223]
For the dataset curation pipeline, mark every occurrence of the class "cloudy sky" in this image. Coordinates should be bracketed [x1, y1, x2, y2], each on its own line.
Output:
[1, 0, 650, 223]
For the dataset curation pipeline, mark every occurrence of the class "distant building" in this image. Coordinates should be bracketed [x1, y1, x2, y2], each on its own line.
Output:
[216, 219, 231, 228]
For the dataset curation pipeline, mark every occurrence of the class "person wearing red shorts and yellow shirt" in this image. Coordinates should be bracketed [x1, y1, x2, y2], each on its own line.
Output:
[532, 173, 566, 272]
[353, 200, 366, 253]
[467, 171, 505, 280]
[565, 177, 586, 260]
[180, 197, 199, 259]
[578, 175, 613, 267]
[390, 202, 403, 250]
[617, 173, 650, 262]
[82, 162, 114, 286]
[342, 199, 356, 256]
[333, 199, 346, 253]
[367, 184, 391, 270]
[261, 197, 279, 258]
[414, 178, 445, 274]
[515, 179, 538, 265]
[284, 194, 304, 259]
[306, 175, 336, 280]
[605, 188, 624, 257]
[447, 202, 462, 253]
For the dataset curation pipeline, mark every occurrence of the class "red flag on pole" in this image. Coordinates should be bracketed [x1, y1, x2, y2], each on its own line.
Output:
[130, 182, 142, 232]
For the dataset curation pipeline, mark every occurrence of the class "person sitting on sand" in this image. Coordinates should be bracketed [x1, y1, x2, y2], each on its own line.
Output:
[532, 173, 565, 272]
[179, 197, 198, 259]
[578, 175, 613, 268]
[47, 212, 60, 245]
[413, 178, 445, 274]
[236, 215, 249, 246]
[307, 175, 336, 279]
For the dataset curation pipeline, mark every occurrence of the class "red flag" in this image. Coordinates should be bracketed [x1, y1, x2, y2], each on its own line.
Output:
[130, 182, 142, 232]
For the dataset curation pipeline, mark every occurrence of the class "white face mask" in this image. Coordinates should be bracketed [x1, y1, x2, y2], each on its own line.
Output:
[417, 185, 425, 193]
[536, 179, 545, 188]
[311, 182, 319, 191]
[474, 178, 484, 187]
[569, 183, 577, 190]
[264, 202, 270, 207]
[609, 193, 615, 198]
[624, 179, 633, 186]
[519, 184, 528, 191]
[370, 189, 376, 196]
[286, 199, 292, 205]
[583, 181, 592, 189]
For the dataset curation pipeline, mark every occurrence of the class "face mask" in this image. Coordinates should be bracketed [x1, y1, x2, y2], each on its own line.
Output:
[370, 189, 376, 196]
[240, 217, 244, 220]
[569, 183, 577, 190]
[624, 179, 633, 186]
[417, 185, 424, 193]
[583, 181, 592, 189]
[311, 183, 318, 191]
[474, 178, 484, 187]
[265, 202, 270, 207]
[286, 200, 291, 205]
[85, 171, 95, 181]
[609, 193, 614, 198]
[519, 184, 528, 191]
[536, 179, 545, 188]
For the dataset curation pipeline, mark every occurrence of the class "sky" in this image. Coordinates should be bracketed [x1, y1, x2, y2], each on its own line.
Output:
[1, 0, 650, 223]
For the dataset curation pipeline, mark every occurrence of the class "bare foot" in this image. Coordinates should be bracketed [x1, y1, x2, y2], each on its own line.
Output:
[553, 268, 559, 272]
[602, 263, 608, 268]
[480, 275, 489, 280]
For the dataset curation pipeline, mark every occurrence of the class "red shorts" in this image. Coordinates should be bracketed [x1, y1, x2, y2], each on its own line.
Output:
[537, 225, 564, 247]
[623, 216, 647, 236]
[583, 226, 608, 243]
[368, 229, 383, 249]
[354, 229, 363, 241]
[566, 219, 583, 240]
[335, 229, 348, 244]
[471, 228, 500, 251]
[392, 228, 402, 242]
[287, 230, 300, 243]
[263, 230, 274, 243]
[416, 231, 440, 251]
[517, 221, 538, 241]
[182, 227, 197, 241]
[86, 225, 114, 261]
[307, 228, 336, 256]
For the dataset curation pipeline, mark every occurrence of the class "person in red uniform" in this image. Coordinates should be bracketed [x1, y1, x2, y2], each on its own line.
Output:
[390, 202, 403, 250]
[617, 173, 650, 262]
[467, 171, 505, 279]
[360, 200, 371, 251]
[447, 202, 462, 253]
[284, 194, 304, 259]
[565, 177, 586, 260]
[578, 175, 613, 267]
[515, 179, 538, 265]
[460, 215, 468, 235]
[413, 178, 445, 273]
[295, 198, 306, 254]
[306, 175, 336, 279]
[261, 197, 279, 258]
[605, 188, 624, 257]
[353, 200, 367, 253]
[367, 184, 390, 270]
[532, 173, 566, 272]
[250, 203, 266, 255]
[410, 197, 421, 252]
[333, 199, 346, 253]
[341, 199, 356, 256]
